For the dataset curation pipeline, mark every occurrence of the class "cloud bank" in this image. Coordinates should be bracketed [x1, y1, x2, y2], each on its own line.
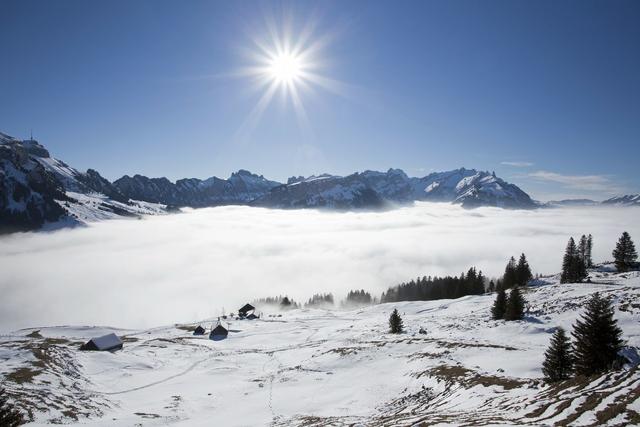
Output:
[527, 170, 623, 194]
[1, 203, 638, 332]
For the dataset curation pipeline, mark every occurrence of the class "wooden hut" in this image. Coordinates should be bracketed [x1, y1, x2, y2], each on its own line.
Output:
[80, 333, 123, 351]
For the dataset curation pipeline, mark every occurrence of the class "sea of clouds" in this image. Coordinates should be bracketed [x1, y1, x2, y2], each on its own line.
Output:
[0, 202, 638, 332]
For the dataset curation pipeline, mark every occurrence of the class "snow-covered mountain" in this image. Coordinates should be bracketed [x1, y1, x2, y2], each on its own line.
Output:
[0, 130, 544, 232]
[254, 168, 537, 209]
[0, 132, 166, 233]
[602, 194, 640, 207]
[1, 266, 638, 425]
[113, 169, 281, 207]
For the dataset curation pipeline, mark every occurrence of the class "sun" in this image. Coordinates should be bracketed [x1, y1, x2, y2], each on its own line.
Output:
[268, 52, 303, 84]
[234, 13, 345, 135]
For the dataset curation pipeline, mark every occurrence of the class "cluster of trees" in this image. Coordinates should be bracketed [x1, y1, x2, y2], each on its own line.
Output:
[0, 388, 23, 427]
[495, 254, 533, 290]
[343, 289, 374, 306]
[542, 293, 623, 382]
[560, 236, 589, 283]
[561, 232, 638, 283]
[491, 286, 526, 321]
[253, 295, 300, 309]
[305, 293, 334, 307]
[381, 267, 485, 303]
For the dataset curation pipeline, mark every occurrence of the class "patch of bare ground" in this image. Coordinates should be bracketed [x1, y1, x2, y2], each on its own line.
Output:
[1, 335, 113, 423]
[415, 364, 529, 390]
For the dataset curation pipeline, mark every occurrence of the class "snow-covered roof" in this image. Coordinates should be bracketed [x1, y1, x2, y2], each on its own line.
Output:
[87, 333, 123, 351]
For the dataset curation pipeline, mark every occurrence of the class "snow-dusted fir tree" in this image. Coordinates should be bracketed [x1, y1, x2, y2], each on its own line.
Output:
[612, 232, 638, 272]
[388, 309, 404, 334]
[515, 253, 533, 287]
[572, 293, 623, 376]
[491, 287, 507, 320]
[0, 388, 24, 427]
[542, 327, 573, 383]
[504, 286, 526, 321]
[561, 237, 587, 283]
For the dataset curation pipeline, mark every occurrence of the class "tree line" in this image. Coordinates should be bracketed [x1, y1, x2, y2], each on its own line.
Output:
[380, 267, 486, 303]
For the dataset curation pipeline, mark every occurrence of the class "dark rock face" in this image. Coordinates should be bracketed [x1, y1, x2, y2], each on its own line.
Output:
[113, 170, 281, 207]
[0, 137, 69, 233]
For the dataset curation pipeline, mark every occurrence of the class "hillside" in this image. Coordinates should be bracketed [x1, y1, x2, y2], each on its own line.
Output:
[1, 266, 639, 426]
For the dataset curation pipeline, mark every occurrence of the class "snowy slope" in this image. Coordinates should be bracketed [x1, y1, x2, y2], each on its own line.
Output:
[1, 266, 639, 426]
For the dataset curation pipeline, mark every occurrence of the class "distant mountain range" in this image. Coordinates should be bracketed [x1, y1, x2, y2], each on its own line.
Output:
[0, 131, 636, 233]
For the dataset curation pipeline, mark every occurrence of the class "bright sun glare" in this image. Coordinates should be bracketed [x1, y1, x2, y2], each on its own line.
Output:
[268, 52, 303, 84]
[236, 13, 344, 134]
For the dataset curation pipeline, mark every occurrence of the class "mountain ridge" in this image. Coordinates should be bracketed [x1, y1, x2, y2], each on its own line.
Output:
[8, 130, 634, 233]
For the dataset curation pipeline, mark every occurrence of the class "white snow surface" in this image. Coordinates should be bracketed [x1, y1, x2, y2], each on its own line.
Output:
[2, 268, 639, 426]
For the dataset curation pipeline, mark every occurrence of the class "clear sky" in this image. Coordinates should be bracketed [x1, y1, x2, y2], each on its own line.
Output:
[1, 0, 638, 201]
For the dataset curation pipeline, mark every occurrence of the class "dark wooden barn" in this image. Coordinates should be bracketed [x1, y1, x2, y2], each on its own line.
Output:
[238, 303, 255, 317]
[209, 321, 229, 341]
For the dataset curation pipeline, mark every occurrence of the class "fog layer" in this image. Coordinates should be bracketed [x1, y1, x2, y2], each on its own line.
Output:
[1, 203, 638, 331]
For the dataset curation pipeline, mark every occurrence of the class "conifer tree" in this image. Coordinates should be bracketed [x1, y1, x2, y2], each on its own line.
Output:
[491, 287, 507, 320]
[572, 293, 623, 376]
[585, 234, 594, 268]
[389, 308, 404, 334]
[515, 253, 533, 287]
[542, 327, 573, 383]
[612, 232, 638, 272]
[578, 235, 588, 263]
[502, 256, 518, 289]
[504, 286, 526, 321]
[0, 388, 24, 427]
[561, 237, 587, 283]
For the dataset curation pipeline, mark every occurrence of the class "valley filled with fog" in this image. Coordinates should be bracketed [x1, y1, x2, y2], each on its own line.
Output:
[1, 203, 638, 332]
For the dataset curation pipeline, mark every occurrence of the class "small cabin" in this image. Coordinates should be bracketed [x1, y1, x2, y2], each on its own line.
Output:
[193, 325, 206, 336]
[209, 321, 229, 341]
[238, 303, 255, 317]
[246, 313, 259, 320]
[80, 333, 123, 351]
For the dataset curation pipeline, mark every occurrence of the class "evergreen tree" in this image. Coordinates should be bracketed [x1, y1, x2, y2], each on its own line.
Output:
[0, 388, 24, 427]
[515, 253, 533, 287]
[612, 232, 638, 272]
[572, 293, 623, 376]
[502, 256, 518, 289]
[585, 234, 594, 268]
[561, 237, 587, 283]
[389, 308, 404, 334]
[542, 327, 573, 383]
[491, 287, 507, 320]
[280, 296, 292, 308]
[504, 286, 526, 321]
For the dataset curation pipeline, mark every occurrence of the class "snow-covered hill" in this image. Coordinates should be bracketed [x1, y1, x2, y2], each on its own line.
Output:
[1, 267, 638, 426]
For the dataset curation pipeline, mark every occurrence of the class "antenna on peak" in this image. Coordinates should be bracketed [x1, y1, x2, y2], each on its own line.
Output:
[30, 129, 33, 141]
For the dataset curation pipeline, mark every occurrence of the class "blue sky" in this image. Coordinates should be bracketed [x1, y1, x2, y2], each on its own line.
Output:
[1, 0, 638, 201]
